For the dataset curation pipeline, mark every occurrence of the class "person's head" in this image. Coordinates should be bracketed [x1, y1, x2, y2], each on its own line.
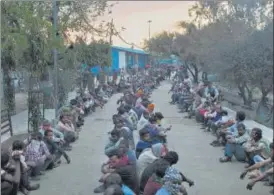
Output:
[115, 119, 124, 129]
[44, 130, 53, 140]
[123, 105, 131, 112]
[237, 123, 246, 136]
[221, 110, 228, 116]
[147, 103, 155, 113]
[1, 152, 10, 168]
[110, 129, 121, 142]
[108, 149, 122, 164]
[59, 114, 69, 123]
[117, 106, 125, 115]
[42, 120, 52, 130]
[104, 173, 122, 188]
[252, 128, 262, 141]
[139, 128, 150, 141]
[149, 116, 157, 124]
[143, 111, 150, 119]
[104, 184, 123, 195]
[152, 143, 167, 158]
[70, 99, 77, 106]
[155, 112, 164, 121]
[112, 114, 119, 124]
[207, 82, 212, 88]
[12, 140, 25, 151]
[163, 151, 179, 165]
[236, 111, 246, 122]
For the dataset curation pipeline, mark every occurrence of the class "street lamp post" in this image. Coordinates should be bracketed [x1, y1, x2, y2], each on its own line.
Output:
[148, 20, 152, 41]
[52, 0, 58, 119]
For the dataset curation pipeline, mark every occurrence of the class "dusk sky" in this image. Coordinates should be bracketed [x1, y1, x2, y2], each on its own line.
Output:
[103, 1, 195, 48]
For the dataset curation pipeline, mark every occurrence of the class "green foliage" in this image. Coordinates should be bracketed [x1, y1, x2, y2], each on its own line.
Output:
[73, 40, 111, 67]
[146, 0, 273, 103]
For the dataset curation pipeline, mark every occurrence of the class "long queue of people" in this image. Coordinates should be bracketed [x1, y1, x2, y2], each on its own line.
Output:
[1, 82, 119, 195]
[93, 69, 195, 195]
[168, 70, 273, 194]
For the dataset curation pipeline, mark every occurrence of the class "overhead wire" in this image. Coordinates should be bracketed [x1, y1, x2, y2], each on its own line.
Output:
[112, 26, 146, 50]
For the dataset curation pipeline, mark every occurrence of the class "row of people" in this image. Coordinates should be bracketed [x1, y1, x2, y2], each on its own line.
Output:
[1, 84, 115, 195]
[169, 75, 273, 194]
[94, 70, 195, 195]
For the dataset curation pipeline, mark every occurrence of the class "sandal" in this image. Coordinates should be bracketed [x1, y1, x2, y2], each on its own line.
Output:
[219, 157, 231, 163]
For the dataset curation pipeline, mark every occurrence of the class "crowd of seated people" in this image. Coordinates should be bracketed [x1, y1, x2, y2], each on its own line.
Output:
[169, 72, 273, 194]
[93, 70, 195, 195]
[1, 84, 115, 195]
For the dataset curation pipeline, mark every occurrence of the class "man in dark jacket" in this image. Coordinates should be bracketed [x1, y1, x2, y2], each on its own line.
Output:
[139, 151, 194, 192]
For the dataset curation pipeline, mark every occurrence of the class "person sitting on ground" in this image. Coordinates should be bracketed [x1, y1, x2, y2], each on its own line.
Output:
[1, 152, 21, 195]
[104, 184, 124, 195]
[105, 129, 125, 157]
[125, 104, 138, 129]
[135, 128, 152, 159]
[242, 128, 267, 167]
[140, 151, 194, 192]
[143, 163, 167, 195]
[25, 132, 53, 178]
[204, 81, 219, 102]
[11, 140, 40, 193]
[211, 111, 245, 146]
[39, 120, 68, 149]
[137, 143, 167, 180]
[137, 111, 150, 131]
[43, 130, 71, 165]
[219, 123, 249, 162]
[202, 104, 222, 132]
[104, 173, 135, 195]
[195, 100, 211, 123]
[179, 86, 193, 112]
[156, 167, 187, 195]
[95, 149, 130, 193]
[147, 103, 155, 116]
[57, 114, 77, 146]
[209, 110, 230, 134]
[240, 142, 273, 193]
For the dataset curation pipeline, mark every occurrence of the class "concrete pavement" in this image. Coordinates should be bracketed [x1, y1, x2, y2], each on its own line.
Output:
[30, 82, 270, 195]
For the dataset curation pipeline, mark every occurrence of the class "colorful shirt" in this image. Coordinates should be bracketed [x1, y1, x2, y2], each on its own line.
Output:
[25, 140, 50, 163]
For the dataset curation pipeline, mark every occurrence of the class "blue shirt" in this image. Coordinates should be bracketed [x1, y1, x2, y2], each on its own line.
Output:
[122, 184, 135, 195]
[227, 121, 244, 136]
[156, 187, 170, 195]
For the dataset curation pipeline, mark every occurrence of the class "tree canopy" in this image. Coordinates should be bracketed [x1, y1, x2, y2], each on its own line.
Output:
[145, 0, 273, 105]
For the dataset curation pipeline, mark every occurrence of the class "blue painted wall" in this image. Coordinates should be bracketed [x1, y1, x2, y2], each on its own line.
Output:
[111, 46, 149, 70]
[138, 54, 145, 68]
[111, 48, 119, 72]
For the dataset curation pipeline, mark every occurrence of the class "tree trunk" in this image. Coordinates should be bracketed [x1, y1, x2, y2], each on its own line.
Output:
[3, 68, 15, 114]
[87, 74, 95, 92]
[238, 82, 253, 107]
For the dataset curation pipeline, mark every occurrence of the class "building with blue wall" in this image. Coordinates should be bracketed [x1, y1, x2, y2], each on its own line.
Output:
[111, 46, 149, 71]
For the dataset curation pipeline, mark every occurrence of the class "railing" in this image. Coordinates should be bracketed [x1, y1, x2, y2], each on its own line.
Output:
[1, 109, 13, 136]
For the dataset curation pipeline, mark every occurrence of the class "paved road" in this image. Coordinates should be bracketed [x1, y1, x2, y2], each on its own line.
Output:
[31, 82, 270, 195]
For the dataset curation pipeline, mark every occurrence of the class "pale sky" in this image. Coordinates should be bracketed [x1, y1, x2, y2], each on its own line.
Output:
[103, 1, 195, 48]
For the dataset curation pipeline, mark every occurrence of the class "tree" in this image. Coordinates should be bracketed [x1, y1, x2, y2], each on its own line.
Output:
[1, 1, 112, 112]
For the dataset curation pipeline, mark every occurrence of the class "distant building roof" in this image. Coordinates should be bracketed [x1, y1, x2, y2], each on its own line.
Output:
[111, 45, 148, 55]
